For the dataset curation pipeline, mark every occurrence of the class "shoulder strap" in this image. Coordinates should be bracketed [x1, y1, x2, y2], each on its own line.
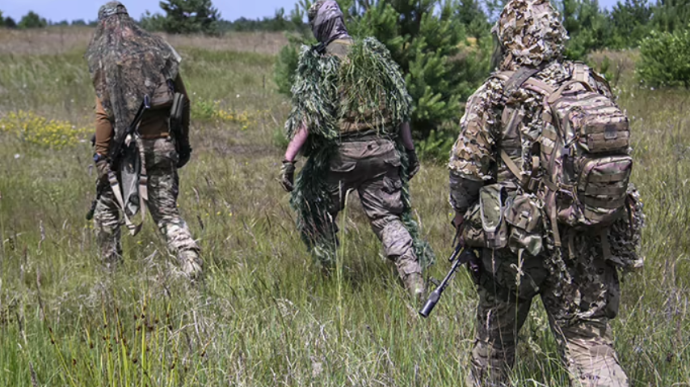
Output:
[504, 67, 542, 97]
[573, 63, 588, 84]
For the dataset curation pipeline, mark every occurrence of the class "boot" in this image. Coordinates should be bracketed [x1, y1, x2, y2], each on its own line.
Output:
[178, 250, 203, 279]
[403, 272, 425, 300]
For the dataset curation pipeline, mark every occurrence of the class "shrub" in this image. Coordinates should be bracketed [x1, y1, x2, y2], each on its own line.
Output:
[4, 16, 17, 29]
[637, 28, 690, 88]
[18, 11, 47, 29]
[0, 111, 90, 149]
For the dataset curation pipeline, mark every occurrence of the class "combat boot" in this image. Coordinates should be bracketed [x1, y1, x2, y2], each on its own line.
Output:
[178, 250, 203, 279]
[404, 272, 425, 300]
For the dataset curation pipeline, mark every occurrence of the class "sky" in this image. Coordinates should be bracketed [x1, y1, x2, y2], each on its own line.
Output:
[1, 0, 622, 23]
[0, 0, 300, 22]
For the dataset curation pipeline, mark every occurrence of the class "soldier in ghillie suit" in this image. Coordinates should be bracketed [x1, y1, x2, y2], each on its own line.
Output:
[86, 2, 202, 278]
[449, 0, 644, 385]
[280, 0, 434, 298]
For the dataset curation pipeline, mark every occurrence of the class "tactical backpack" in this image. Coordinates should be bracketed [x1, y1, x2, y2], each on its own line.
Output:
[496, 63, 633, 250]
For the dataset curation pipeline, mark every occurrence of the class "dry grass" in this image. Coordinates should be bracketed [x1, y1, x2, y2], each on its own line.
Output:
[0, 26, 288, 56]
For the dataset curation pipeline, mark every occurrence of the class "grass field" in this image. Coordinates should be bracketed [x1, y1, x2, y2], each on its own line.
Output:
[0, 28, 688, 386]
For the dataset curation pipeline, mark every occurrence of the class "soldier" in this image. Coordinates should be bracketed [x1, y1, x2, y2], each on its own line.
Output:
[449, 0, 643, 385]
[85, 2, 202, 278]
[279, 0, 433, 298]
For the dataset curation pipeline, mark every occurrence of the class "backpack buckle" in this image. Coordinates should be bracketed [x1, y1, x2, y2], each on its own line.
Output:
[527, 177, 542, 193]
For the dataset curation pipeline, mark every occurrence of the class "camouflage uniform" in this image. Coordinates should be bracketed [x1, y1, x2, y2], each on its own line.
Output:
[94, 138, 201, 274]
[324, 133, 423, 290]
[88, 2, 201, 277]
[450, 0, 637, 385]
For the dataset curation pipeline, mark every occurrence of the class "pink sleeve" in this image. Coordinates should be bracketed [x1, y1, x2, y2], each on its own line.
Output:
[400, 122, 414, 151]
[284, 125, 309, 162]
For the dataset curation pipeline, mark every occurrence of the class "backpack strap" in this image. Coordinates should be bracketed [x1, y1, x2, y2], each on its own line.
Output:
[504, 67, 542, 97]
[500, 149, 526, 186]
[573, 62, 589, 84]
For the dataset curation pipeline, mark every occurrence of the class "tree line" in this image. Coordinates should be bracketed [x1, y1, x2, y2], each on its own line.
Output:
[3, 0, 690, 141]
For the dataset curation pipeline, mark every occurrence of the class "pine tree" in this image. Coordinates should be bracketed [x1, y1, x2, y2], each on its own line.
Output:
[559, 0, 610, 59]
[609, 0, 652, 48]
[652, 0, 690, 34]
[4, 16, 17, 29]
[159, 0, 221, 35]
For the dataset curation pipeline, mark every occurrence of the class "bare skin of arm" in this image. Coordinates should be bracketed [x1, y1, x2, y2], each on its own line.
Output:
[400, 122, 414, 151]
[284, 124, 309, 162]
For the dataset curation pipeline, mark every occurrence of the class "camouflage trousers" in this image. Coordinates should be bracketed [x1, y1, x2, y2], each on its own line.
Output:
[467, 237, 628, 387]
[318, 138, 422, 282]
[94, 137, 200, 268]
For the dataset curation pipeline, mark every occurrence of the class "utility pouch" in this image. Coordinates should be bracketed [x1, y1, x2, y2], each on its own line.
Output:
[462, 202, 485, 248]
[505, 193, 544, 256]
[150, 81, 175, 109]
[479, 185, 508, 249]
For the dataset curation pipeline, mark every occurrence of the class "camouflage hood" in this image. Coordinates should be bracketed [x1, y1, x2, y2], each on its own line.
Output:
[308, 0, 350, 46]
[492, 0, 568, 70]
[85, 1, 180, 145]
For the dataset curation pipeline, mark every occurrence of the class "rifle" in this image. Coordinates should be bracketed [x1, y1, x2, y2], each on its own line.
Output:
[109, 95, 150, 169]
[419, 240, 479, 318]
[86, 95, 150, 220]
[86, 181, 105, 220]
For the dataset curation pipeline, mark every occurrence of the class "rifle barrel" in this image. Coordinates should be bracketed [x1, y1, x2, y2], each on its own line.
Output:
[419, 247, 464, 318]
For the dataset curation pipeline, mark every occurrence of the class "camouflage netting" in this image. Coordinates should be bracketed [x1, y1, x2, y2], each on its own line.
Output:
[85, 1, 180, 148]
[493, 0, 568, 70]
[285, 37, 434, 268]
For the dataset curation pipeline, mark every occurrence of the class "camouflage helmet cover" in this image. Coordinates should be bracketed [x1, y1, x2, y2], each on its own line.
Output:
[492, 0, 568, 70]
[98, 1, 128, 21]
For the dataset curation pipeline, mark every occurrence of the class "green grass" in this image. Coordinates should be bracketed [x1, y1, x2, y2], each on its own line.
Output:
[0, 32, 688, 386]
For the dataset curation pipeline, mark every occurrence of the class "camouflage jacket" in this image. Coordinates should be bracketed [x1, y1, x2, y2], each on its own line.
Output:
[448, 61, 613, 213]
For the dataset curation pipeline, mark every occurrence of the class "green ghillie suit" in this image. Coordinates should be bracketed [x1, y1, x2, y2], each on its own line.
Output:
[285, 2, 433, 291]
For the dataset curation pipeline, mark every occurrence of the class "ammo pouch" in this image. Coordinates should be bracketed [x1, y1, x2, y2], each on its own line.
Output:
[462, 184, 508, 249]
[504, 193, 544, 256]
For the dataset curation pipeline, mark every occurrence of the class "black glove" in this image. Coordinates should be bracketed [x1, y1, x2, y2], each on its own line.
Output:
[406, 149, 420, 180]
[280, 160, 296, 192]
[177, 144, 192, 169]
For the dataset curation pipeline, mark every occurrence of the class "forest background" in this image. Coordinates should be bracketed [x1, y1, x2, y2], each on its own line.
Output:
[0, 0, 689, 385]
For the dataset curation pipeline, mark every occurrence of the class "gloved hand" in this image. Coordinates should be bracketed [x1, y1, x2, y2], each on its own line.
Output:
[177, 144, 192, 169]
[406, 149, 420, 180]
[452, 212, 465, 230]
[95, 155, 111, 186]
[280, 160, 296, 192]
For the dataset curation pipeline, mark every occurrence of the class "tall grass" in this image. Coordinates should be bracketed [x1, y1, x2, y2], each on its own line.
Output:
[0, 30, 688, 386]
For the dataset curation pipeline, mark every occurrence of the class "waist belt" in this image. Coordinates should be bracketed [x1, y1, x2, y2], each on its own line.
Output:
[139, 132, 169, 140]
[339, 129, 397, 143]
